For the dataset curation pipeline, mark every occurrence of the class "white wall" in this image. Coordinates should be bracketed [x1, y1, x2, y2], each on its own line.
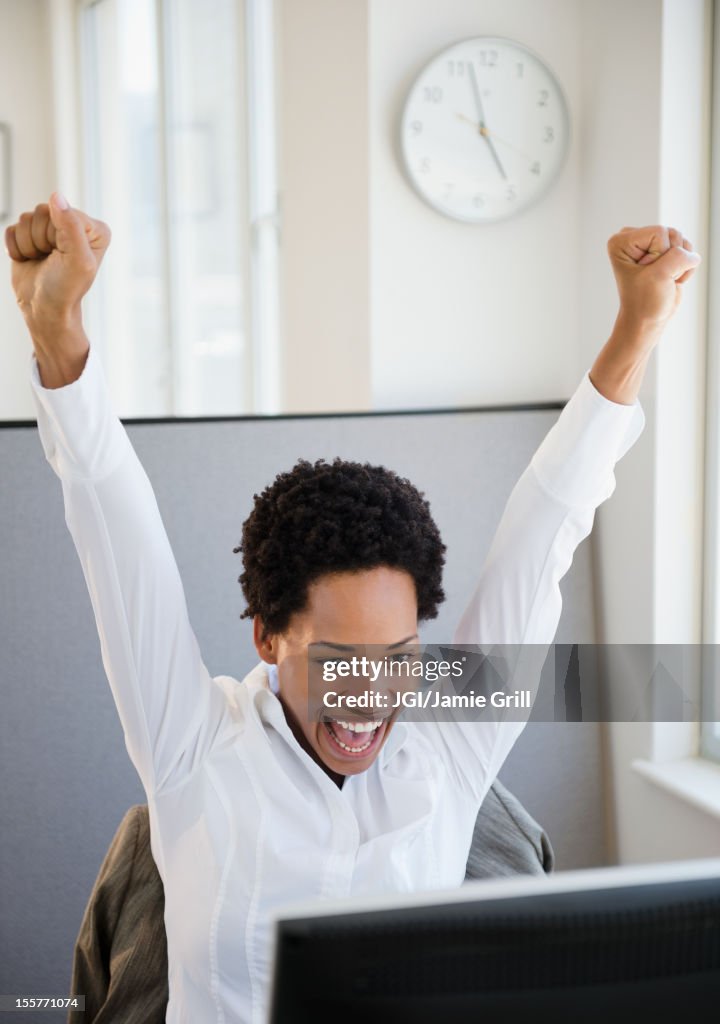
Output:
[0, 0, 56, 417]
[576, 0, 663, 652]
[277, 0, 372, 413]
[369, 0, 584, 410]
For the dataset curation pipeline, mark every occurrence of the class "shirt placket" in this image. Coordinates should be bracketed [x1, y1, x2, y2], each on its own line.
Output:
[319, 780, 360, 900]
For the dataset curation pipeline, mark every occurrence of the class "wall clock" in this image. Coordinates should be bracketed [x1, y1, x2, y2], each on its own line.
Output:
[400, 36, 570, 223]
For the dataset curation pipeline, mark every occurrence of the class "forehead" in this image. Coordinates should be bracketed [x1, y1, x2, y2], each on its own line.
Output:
[299, 567, 418, 643]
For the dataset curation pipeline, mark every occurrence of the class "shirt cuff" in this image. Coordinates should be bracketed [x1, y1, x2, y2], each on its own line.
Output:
[530, 370, 646, 508]
[29, 342, 132, 481]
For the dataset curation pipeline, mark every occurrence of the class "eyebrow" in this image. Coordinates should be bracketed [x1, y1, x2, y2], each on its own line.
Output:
[312, 634, 419, 652]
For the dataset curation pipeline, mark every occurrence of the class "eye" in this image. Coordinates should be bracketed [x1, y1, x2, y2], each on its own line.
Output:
[389, 652, 413, 664]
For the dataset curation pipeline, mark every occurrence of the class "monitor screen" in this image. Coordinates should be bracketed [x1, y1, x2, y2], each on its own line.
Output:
[268, 858, 720, 1023]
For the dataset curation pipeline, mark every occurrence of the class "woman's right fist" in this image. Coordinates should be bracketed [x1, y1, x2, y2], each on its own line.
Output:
[4, 192, 111, 330]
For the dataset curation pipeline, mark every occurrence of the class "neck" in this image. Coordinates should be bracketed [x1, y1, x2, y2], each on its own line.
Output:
[277, 693, 345, 789]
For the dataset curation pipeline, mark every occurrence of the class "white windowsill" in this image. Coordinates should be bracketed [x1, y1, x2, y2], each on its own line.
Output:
[632, 756, 720, 821]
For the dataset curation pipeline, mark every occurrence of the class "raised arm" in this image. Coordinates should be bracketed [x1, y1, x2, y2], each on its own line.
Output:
[7, 194, 232, 796]
[424, 226, 701, 803]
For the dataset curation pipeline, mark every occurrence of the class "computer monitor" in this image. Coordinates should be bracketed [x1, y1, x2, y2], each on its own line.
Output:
[267, 857, 720, 1022]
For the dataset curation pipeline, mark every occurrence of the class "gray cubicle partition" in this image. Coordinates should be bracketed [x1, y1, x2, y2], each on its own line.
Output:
[0, 400, 605, 1004]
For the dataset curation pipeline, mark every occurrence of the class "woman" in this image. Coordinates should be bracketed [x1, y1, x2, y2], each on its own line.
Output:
[6, 193, 699, 1023]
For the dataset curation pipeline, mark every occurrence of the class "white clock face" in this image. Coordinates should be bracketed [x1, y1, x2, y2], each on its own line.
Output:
[400, 37, 570, 223]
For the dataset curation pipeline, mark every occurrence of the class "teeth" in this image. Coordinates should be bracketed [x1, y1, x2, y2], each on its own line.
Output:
[330, 718, 382, 733]
[333, 735, 373, 753]
[324, 719, 384, 754]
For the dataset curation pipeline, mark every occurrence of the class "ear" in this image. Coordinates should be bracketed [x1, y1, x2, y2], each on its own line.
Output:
[253, 614, 277, 664]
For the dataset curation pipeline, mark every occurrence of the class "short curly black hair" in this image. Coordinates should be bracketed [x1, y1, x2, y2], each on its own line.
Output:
[233, 457, 447, 636]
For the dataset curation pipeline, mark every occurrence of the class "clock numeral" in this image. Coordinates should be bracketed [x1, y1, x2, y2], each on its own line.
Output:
[446, 60, 466, 76]
[442, 182, 455, 198]
[410, 120, 423, 135]
[516, 62, 524, 78]
[530, 161, 541, 175]
[419, 157, 431, 174]
[543, 125, 554, 143]
[472, 193, 487, 209]
[538, 89, 549, 106]
[478, 49, 498, 68]
[506, 185, 516, 202]
[423, 86, 443, 103]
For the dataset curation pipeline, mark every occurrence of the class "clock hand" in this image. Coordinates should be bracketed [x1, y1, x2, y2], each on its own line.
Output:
[466, 63, 508, 181]
[467, 61, 488, 126]
[456, 113, 535, 163]
[482, 132, 508, 181]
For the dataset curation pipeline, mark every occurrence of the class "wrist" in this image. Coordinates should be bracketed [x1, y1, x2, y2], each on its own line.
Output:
[29, 311, 90, 389]
[27, 305, 84, 347]
[613, 307, 667, 350]
[588, 309, 662, 405]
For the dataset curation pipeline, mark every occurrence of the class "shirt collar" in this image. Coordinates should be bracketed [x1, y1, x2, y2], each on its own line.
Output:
[266, 662, 280, 695]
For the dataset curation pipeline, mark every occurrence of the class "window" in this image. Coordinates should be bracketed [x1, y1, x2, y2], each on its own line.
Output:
[77, 0, 279, 416]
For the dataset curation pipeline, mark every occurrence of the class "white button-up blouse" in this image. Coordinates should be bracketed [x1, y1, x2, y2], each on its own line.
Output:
[29, 343, 644, 1023]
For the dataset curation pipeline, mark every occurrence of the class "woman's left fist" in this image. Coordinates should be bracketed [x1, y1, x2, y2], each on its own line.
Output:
[607, 225, 701, 328]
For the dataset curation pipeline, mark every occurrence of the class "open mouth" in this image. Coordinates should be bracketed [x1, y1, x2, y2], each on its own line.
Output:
[321, 716, 389, 758]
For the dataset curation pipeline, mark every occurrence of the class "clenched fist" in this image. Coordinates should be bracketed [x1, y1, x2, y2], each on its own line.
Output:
[589, 225, 702, 404]
[5, 192, 111, 388]
[607, 225, 700, 328]
[5, 191, 111, 328]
